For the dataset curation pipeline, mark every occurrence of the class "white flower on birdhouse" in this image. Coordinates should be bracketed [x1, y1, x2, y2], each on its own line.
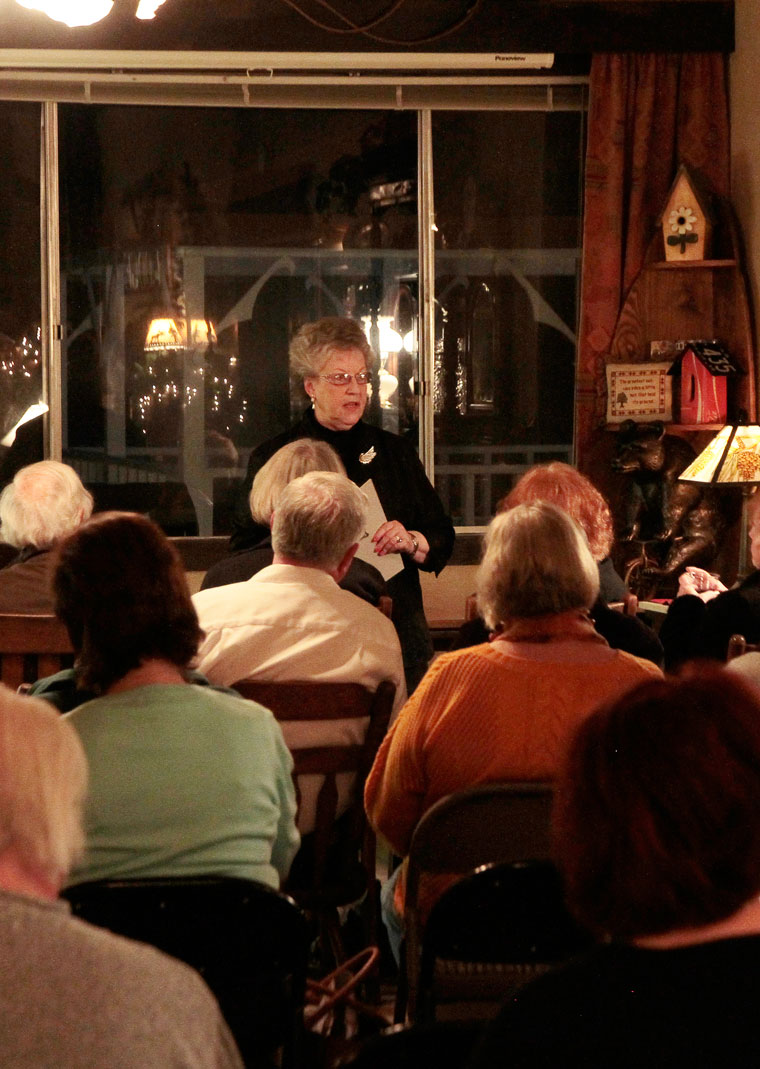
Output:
[669, 206, 698, 235]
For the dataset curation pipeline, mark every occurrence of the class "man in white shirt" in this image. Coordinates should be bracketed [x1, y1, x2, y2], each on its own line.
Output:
[193, 471, 406, 831]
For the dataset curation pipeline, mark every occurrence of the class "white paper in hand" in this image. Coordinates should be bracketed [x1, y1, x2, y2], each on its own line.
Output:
[354, 479, 404, 581]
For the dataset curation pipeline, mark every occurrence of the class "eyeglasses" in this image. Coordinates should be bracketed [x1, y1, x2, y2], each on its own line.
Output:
[320, 371, 372, 386]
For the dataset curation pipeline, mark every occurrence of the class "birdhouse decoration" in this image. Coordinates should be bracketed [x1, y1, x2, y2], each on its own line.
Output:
[669, 341, 738, 424]
[659, 164, 714, 262]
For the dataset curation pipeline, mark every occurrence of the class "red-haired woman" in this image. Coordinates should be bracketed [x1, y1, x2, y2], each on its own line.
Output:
[455, 461, 662, 665]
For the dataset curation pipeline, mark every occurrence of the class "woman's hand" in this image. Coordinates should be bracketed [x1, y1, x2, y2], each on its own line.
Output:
[371, 522, 429, 564]
[678, 566, 727, 603]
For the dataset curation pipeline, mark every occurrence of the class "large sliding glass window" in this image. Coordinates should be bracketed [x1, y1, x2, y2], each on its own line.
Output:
[0, 77, 586, 535]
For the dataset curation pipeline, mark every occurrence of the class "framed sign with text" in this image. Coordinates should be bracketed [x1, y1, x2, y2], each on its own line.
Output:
[606, 362, 673, 423]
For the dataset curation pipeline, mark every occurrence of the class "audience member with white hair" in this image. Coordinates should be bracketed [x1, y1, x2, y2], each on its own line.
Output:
[194, 470, 406, 834]
[0, 460, 93, 613]
[0, 683, 243, 1067]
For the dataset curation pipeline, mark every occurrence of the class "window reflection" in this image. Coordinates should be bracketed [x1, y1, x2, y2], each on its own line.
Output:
[59, 105, 419, 534]
[0, 103, 42, 489]
[432, 110, 583, 525]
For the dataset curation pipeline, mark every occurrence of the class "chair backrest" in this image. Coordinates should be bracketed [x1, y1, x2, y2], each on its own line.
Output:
[464, 593, 478, 622]
[233, 679, 395, 909]
[378, 595, 393, 619]
[402, 782, 554, 1021]
[63, 875, 309, 1069]
[406, 782, 554, 907]
[0, 613, 74, 691]
[727, 633, 760, 660]
[418, 860, 592, 1022]
[609, 592, 639, 617]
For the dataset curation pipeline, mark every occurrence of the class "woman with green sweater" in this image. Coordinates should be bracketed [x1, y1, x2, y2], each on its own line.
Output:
[52, 511, 299, 890]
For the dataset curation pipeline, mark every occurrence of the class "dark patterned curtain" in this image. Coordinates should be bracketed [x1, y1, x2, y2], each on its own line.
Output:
[575, 53, 730, 476]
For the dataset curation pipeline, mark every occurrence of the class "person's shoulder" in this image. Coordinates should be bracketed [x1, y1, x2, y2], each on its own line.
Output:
[609, 647, 664, 678]
[57, 908, 237, 1053]
[415, 643, 495, 686]
[188, 682, 278, 724]
[334, 584, 396, 630]
[193, 578, 253, 615]
[8, 891, 209, 998]
[201, 548, 267, 590]
[725, 651, 760, 688]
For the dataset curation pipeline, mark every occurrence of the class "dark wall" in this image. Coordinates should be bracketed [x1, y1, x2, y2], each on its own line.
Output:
[0, 1, 733, 56]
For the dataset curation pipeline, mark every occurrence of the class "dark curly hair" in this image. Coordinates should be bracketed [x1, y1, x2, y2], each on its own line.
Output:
[52, 511, 202, 693]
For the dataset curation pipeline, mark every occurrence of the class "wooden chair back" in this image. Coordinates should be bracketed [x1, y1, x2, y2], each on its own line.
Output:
[727, 633, 760, 660]
[233, 679, 396, 953]
[0, 613, 74, 691]
[63, 876, 309, 1068]
[608, 592, 639, 616]
[378, 595, 393, 619]
[400, 781, 554, 1021]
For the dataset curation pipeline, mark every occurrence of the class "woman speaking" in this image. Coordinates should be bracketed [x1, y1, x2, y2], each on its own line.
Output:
[230, 316, 455, 691]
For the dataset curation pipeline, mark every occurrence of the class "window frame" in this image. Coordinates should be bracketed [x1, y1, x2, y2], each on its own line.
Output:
[1, 58, 587, 529]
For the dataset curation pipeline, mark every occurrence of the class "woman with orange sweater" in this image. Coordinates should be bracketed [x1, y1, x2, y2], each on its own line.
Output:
[365, 501, 661, 961]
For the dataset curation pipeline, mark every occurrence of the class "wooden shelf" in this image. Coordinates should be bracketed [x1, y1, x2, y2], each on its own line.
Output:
[649, 259, 738, 270]
[606, 423, 725, 433]
[669, 423, 725, 432]
[607, 231, 756, 423]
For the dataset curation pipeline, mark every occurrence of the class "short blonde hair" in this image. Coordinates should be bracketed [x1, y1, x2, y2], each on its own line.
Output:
[250, 440, 346, 525]
[289, 317, 377, 382]
[476, 501, 599, 629]
[0, 684, 88, 884]
[0, 461, 93, 550]
[499, 462, 614, 561]
[272, 471, 367, 570]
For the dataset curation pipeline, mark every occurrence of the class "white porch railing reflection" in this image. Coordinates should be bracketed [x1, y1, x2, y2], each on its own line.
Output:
[435, 443, 573, 527]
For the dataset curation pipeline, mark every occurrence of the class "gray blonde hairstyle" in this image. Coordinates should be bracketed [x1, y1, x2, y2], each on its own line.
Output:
[476, 501, 599, 630]
[0, 684, 88, 884]
[289, 316, 377, 382]
[0, 461, 93, 550]
[272, 471, 367, 570]
[250, 440, 346, 525]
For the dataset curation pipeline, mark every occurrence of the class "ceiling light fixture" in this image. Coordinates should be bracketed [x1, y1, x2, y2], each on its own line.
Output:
[14, 0, 166, 26]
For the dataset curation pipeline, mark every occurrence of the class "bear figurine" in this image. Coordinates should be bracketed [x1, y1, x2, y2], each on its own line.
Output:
[612, 419, 724, 578]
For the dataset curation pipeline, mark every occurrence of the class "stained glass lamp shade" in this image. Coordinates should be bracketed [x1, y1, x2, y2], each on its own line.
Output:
[680, 424, 760, 576]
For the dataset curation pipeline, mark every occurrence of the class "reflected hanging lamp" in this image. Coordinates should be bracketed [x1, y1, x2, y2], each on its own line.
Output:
[144, 316, 187, 354]
[144, 316, 217, 355]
